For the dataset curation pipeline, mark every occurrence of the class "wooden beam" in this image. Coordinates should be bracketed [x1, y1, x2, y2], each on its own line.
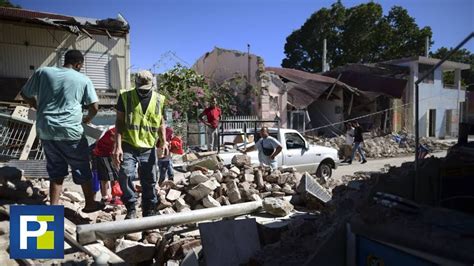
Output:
[348, 93, 354, 116]
[326, 73, 342, 100]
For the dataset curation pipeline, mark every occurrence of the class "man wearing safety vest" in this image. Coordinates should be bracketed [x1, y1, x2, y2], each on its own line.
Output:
[113, 70, 168, 219]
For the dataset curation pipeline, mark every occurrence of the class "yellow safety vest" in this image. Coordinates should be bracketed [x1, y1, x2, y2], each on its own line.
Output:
[121, 89, 165, 148]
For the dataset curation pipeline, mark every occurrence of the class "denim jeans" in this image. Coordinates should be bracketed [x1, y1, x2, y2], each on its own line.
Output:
[118, 142, 158, 211]
[351, 141, 366, 161]
[158, 159, 174, 183]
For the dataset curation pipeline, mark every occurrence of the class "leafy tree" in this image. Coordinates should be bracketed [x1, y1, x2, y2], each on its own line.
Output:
[282, 1, 432, 72]
[0, 0, 21, 8]
[430, 47, 474, 91]
[157, 65, 239, 121]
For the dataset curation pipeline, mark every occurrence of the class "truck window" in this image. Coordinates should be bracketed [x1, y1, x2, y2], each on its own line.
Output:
[285, 133, 305, 149]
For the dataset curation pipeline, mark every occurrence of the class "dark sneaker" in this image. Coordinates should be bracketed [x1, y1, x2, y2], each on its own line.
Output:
[125, 208, 137, 219]
[361, 160, 367, 164]
[347, 160, 352, 165]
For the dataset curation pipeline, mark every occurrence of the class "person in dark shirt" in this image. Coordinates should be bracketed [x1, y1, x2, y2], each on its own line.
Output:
[348, 121, 367, 164]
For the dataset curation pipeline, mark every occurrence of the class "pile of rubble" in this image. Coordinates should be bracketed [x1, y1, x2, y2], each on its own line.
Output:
[306, 133, 453, 158]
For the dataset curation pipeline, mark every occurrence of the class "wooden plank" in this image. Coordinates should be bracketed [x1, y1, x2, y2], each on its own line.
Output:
[19, 122, 36, 160]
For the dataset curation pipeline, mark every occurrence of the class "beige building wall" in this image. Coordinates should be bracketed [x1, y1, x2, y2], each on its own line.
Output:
[0, 21, 129, 102]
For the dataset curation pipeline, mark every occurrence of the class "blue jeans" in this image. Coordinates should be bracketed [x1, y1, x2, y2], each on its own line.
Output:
[118, 142, 158, 210]
[158, 159, 174, 183]
[351, 142, 366, 161]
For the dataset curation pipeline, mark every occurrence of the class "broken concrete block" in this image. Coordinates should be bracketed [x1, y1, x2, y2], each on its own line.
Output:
[244, 174, 255, 182]
[229, 166, 241, 175]
[62, 191, 84, 203]
[212, 171, 223, 182]
[189, 171, 209, 185]
[216, 196, 231, 206]
[160, 207, 176, 215]
[96, 212, 113, 223]
[277, 173, 290, 185]
[263, 197, 294, 217]
[145, 231, 162, 245]
[264, 170, 281, 183]
[271, 184, 282, 192]
[226, 180, 242, 203]
[264, 183, 272, 192]
[174, 198, 191, 212]
[254, 169, 264, 189]
[239, 181, 251, 191]
[158, 198, 173, 210]
[282, 184, 295, 195]
[115, 239, 155, 263]
[298, 172, 332, 203]
[166, 189, 182, 201]
[280, 167, 296, 173]
[271, 191, 286, 197]
[188, 180, 218, 200]
[125, 232, 142, 241]
[183, 153, 199, 162]
[188, 155, 222, 171]
[203, 195, 221, 208]
[250, 194, 262, 202]
[231, 154, 251, 167]
[180, 239, 202, 256]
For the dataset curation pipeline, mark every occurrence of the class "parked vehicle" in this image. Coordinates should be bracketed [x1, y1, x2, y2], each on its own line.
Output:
[219, 128, 338, 181]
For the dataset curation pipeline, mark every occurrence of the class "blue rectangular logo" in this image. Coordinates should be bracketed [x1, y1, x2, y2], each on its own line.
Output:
[10, 205, 64, 259]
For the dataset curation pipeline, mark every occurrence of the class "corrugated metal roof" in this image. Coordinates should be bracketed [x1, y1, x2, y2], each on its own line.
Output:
[0, 7, 129, 36]
[0, 7, 72, 21]
[266, 67, 359, 109]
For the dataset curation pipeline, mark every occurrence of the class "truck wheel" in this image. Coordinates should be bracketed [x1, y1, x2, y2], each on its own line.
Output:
[316, 162, 332, 183]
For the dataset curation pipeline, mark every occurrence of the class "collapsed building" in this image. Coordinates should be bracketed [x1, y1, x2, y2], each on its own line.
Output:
[0, 7, 131, 107]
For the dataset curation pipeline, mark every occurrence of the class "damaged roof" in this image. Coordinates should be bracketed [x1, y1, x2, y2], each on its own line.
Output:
[324, 63, 409, 98]
[266, 67, 359, 109]
[0, 7, 129, 37]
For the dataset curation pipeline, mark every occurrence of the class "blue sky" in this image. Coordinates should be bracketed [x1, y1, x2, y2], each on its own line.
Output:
[13, 0, 474, 73]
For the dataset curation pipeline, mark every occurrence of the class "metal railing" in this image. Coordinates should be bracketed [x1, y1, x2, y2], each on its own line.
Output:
[0, 113, 33, 161]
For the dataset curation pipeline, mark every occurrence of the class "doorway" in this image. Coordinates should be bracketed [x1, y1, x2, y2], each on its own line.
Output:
[446, 109, 453, 137]
[429, 109, 436, 137]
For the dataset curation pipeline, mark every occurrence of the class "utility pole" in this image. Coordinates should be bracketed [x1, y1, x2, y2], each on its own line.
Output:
[322, 39, 327, 72]
[247, 44, 251, 83]
[425, 36, 430, 57]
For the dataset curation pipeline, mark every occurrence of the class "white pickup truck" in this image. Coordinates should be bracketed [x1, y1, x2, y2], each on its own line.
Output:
[219, 128, 338, 181]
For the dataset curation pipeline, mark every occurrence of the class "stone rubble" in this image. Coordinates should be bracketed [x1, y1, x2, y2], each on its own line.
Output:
[305, 133, 453, 159]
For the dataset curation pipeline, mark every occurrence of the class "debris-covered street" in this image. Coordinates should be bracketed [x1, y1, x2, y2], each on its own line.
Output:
[0, 0, 473, 265]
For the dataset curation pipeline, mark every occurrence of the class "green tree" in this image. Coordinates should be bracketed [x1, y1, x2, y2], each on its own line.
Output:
[157, 65, 238, 121]
[282, 1, 432, 72]
[430, 47, 474, 91]
[0, 0, 21, 8]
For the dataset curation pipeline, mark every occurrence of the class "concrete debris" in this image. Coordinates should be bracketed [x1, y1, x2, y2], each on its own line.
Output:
[188, 180, 218, 200]
[189, 171, 209, 185]
[212, 171, 223, 182]
[202, 195, 221, 208]
[125, 232, 142, 241]
[231, 154, 251, 167]
[187, 155, 222, 171]
[160, 207, 177, 215]
[229, 166, 241, 175]
[63, 190, 85, 203]
[183, 153, 199, 162]
[226, 180, 242, 203]
[306, 133, 452, 159]
[263, 197, 294, 217]
[166, 189, 182, 201]
[115, 239, 155, 263]
[244, 173, 255, 182]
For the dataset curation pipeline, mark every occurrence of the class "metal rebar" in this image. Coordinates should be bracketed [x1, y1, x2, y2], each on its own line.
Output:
[76, 200, 263, 245]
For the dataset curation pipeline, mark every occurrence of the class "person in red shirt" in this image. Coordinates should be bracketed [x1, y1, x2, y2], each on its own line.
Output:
[199, 97, 221, 151]
[91, 127, 123, 205]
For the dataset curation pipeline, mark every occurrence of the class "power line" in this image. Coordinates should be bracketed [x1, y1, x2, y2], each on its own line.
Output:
[304, 90, 461, 132]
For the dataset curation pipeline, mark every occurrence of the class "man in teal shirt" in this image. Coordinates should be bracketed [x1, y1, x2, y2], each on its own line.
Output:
[21, 50, 103, 213]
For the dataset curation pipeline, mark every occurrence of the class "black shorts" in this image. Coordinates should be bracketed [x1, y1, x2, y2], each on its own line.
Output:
[93, 156, 119, 181]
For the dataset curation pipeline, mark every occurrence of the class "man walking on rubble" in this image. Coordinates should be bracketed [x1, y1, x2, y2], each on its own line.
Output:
[21, 49, 103, 213]
[347, 121, 367, 164]
[199, 96, 221, 151]
[113, 70, 167, 219]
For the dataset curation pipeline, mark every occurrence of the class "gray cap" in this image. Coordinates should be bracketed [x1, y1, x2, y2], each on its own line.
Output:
[135, 70, 154, 90]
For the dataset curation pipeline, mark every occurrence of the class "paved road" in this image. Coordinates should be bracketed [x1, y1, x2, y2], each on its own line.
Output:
[332, 151, 447, 180]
